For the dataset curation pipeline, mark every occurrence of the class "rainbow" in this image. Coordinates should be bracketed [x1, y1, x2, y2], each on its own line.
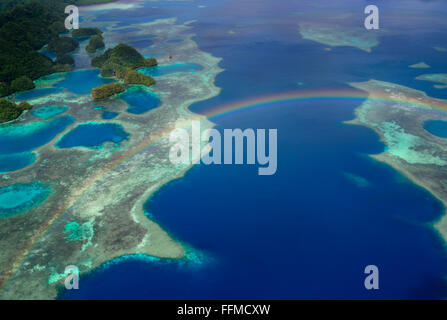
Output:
[3, 87, 447, 293]
[203, 88, 447, 120]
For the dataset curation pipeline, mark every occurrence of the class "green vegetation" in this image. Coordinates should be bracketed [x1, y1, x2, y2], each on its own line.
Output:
[91, 44, 157, 89]
[99, 61, 121, 77]
[72, 27, 102, 38]
[0, 1, 110, 98]
[0, 83, 12, 97]
[146, 58, 158, 68]
[92, 44, 157, 70]
[122, 69, 156, 86]
[53, 64, 73, 73]
[11, 76, 35, 92]
[0, 1, 64, 95]
[86, 35, 105, 54]
[0, 1, 90, 97]
[0, 0, 118, 11]
[0, 98, 32, 123]
[56, 54, 75, 66]
[48, 36, 79, 55]
[91, 82, 125, 100]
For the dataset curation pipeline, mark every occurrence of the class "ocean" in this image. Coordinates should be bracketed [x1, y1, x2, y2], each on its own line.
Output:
[61, 0, 447, 299]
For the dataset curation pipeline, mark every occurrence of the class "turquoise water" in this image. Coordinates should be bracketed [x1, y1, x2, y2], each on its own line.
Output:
[102, 111, 119, 119]
[0, 116, 74, 155]
[0, 152, 35, 173]
[0, 116, 74, 173]
[32, 105, 69, 120]
[119, 86, 160, 114]
[15, 87, 63, 101]
[0, 182, 50, 218]
[56, 122, 129, 149]
[138, 62, 203, 77]
[424, 120, 447, 138]
[56, 69, 114, 95]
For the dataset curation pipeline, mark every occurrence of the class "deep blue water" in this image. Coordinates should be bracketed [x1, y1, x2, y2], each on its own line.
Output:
[62, 0, 447, 299]
[119, 86, 160, 114]
[0, 152, 35, 173]
[56, 122, 129, 149]
[128, 38, 154, 50]
[102, 111, 119, 120]
[424, 120, 447, 138]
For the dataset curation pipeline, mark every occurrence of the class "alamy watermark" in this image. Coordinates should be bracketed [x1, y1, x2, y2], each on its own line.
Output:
[65, 5, 79, 30]
[364, 5, 379, 30]
[169, 121, 277, 176]
[64, 265, 79, 290]
[364, 265, 379, 290]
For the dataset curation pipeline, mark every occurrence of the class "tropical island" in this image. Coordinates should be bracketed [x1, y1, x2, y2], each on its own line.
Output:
[0, 1, 116, 98]
[0, 1, 66, 97]
[0, 1, 119, 123]
[91, 43, 157, 99]
[86, 35, 105, 53]
[71, 27, 105, 53]
[92, 82, 125, 100]
[0, 98, 32, 122]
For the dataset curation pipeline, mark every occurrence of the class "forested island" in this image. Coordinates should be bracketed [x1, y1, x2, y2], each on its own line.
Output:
[91, 43, 157, 99]
[0, 0, 152, 117]
[0, 98, 32, 123]
[0, 0, 116, 98]
[0, 0, 118, 122]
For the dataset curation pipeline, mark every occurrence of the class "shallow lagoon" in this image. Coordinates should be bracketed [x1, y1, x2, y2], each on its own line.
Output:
[56, 122, 129, 149]
[32, 105, 69, 120]
[0, 152, 35, 173]
[15, 87, 63, 101]
[0, 116, 74, 155]
[0, 182, 50, 218]
[55, 69, 114, 95]
[138, 62, 203, 77]
[119, 86, 160, 114]
[102, 111, 119, 120]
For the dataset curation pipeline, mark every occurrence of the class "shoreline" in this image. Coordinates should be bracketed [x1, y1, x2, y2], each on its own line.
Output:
[348, 115, 447, 246]
[345, 80, 447, 250]
[0, 16, 223, 299]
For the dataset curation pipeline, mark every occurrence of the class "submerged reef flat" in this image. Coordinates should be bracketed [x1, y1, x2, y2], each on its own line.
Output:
[298, 22, 379, 52]
[0, 17, 222, 299]
[434, 47, 447, 53]
[409, 62, 431, 69]
[343, 172, 371, 188]
[416, 73, 447, 89]
[32, 105, 69, 120]
[346, 80, 447, 242]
